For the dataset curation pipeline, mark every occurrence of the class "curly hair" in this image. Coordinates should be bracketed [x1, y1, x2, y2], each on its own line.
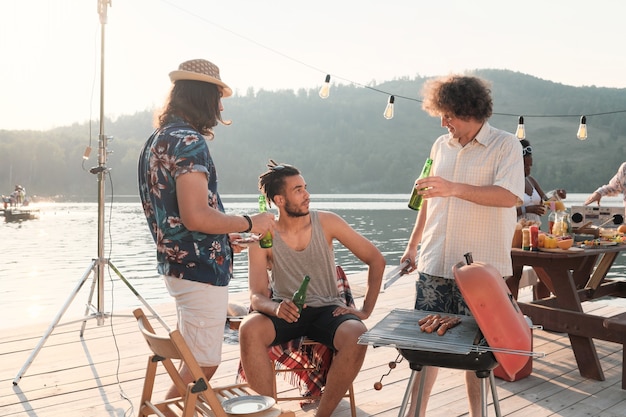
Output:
[421, 75, 493, 122]
[258, 160, 301, 205]
[156, 80, 231, 139]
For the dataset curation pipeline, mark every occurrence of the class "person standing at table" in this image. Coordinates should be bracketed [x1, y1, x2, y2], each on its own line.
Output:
[138, 58, 275, 401]
[584, 161, 626, 218]
[399, 74, 525, 417]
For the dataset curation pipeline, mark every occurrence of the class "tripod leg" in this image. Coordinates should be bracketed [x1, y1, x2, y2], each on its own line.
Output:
[108, 260, 170, 331]
[13, 260, 97, 385]
[80, 259, 103, 336]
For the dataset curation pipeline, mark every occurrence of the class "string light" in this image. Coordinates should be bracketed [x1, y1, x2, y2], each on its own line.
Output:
[577, 115, 588, 140]
[383, 95, 395, 119]
[319, 74, 331, 99]
[312, 76, 619, 141]
[515, 116, 526, 140]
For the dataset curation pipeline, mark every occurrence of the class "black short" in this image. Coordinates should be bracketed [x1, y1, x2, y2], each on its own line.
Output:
[261, 305, 360, 350]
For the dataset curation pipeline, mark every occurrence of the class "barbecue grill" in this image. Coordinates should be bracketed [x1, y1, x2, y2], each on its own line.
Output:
[360, 308, 504, 416]
[359, 255, 540, 417]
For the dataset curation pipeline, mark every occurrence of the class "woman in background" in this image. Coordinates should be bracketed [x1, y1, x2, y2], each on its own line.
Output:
[517, 139, 566, 225]
[515, 139, 566, 299]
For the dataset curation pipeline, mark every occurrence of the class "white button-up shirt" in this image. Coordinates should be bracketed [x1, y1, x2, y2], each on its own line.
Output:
[418, 122, 525, 278]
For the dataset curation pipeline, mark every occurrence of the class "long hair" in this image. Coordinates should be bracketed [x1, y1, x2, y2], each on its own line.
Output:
[156, 80, 231, 138]
[422, 75, 493, 122]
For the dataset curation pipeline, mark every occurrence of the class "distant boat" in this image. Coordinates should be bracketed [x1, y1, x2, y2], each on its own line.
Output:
[2, 185, 39, 222]
[3, 207, 40, 222]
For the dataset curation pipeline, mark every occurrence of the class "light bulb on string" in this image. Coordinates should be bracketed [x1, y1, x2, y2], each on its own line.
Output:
[383, 95, 395, 119]
[577, 115, 588, 140]
[319, 74, 331, 99]
[515, 116, 525, 140]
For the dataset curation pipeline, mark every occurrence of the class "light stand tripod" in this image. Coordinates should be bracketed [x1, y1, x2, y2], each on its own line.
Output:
[13, 0, 168, 386]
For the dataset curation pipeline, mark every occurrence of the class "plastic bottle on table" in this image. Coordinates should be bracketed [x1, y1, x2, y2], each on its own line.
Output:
[522, 228, 531, 251]
[548, 201, 556, 234]
[553, 210, 570, 237]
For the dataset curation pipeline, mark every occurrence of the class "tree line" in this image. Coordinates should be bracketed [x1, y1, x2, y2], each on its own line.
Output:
[1, 69, 625, 201]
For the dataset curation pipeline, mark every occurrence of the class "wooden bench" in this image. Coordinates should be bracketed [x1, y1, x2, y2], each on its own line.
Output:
[603, 312, 626, 389]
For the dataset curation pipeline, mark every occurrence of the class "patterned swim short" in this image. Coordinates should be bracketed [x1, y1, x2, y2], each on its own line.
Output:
[414, 272, 471, 316]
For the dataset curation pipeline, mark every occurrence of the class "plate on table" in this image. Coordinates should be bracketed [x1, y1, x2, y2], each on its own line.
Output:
[222, 396, 275, 414]
[539, 247, 584, 253]
[579, 241, 618, 249]
[232, 236, 259, 246]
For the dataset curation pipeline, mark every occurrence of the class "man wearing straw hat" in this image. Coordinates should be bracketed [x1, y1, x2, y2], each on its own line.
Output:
[138, 59, 275, 400]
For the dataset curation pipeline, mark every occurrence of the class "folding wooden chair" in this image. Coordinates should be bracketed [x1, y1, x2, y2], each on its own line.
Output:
[133, 308, 295, 417]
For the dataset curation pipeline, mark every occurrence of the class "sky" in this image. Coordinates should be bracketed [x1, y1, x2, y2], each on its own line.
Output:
[1, 0, 624, 131]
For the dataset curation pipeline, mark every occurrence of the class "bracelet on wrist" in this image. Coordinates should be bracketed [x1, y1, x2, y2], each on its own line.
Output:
[241, 214, 252, 233]
[521, 206, 526, 215]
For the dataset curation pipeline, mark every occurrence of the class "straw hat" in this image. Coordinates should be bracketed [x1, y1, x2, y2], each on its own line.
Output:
[169, 59, 232, 97]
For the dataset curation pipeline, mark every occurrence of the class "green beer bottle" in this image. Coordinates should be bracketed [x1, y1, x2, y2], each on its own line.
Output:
[258, 195, 273, 248]
[292, 275, 310, 314]
[408, 158, 433, 211]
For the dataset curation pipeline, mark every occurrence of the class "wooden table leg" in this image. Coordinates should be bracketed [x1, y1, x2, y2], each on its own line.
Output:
[506, 265, 524, 299]
[539, 266, 605, 382]
[531, 267, 555, 294]
[586, 252, 617, 291]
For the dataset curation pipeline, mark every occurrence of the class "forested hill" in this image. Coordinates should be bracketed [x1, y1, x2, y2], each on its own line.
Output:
[2, 69, 625, 200]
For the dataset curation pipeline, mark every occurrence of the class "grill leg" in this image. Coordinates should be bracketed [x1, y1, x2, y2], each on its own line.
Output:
[399, 368, 501, 417]
[476, 371, 501, 417]
[489, 372, 502, 417]
[414, 368, 427, 417]
[480, 376, 489, 417]
[398, 370, 417, 417]
[397, 366, 428, 417]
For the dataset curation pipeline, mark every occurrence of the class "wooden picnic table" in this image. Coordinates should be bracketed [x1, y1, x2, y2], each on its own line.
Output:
[509, 245, 626, 389]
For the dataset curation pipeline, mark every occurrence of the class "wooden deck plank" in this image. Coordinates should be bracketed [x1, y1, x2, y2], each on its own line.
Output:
[1, 272, 625, 416]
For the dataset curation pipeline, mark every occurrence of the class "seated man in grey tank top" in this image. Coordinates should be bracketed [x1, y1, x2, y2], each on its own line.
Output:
[239, 160, 385, 417]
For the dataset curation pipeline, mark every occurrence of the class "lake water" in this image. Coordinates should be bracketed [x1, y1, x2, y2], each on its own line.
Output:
[2, 193, 625, 330]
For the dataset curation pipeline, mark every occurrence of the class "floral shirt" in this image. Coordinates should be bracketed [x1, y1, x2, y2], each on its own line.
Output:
[138, 120, 232, 286]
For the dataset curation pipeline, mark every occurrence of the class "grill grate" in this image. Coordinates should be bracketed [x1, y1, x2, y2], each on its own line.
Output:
[360, 309, 538, 358]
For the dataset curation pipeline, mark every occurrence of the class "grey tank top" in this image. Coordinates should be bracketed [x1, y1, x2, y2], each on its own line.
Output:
[270, 211, 342, 307]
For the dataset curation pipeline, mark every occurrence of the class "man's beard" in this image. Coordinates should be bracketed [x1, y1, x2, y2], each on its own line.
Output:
[283, 201, 309, 218]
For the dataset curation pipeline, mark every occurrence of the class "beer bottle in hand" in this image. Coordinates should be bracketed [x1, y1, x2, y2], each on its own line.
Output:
[258, 195, 273, 248]
[292, 275, 310, 314]
[408, 158, 433, 211]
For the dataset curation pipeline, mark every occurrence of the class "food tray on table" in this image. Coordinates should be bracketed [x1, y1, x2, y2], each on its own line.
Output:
[578, 240, 620, 249]
[539, 247, 584, 253]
